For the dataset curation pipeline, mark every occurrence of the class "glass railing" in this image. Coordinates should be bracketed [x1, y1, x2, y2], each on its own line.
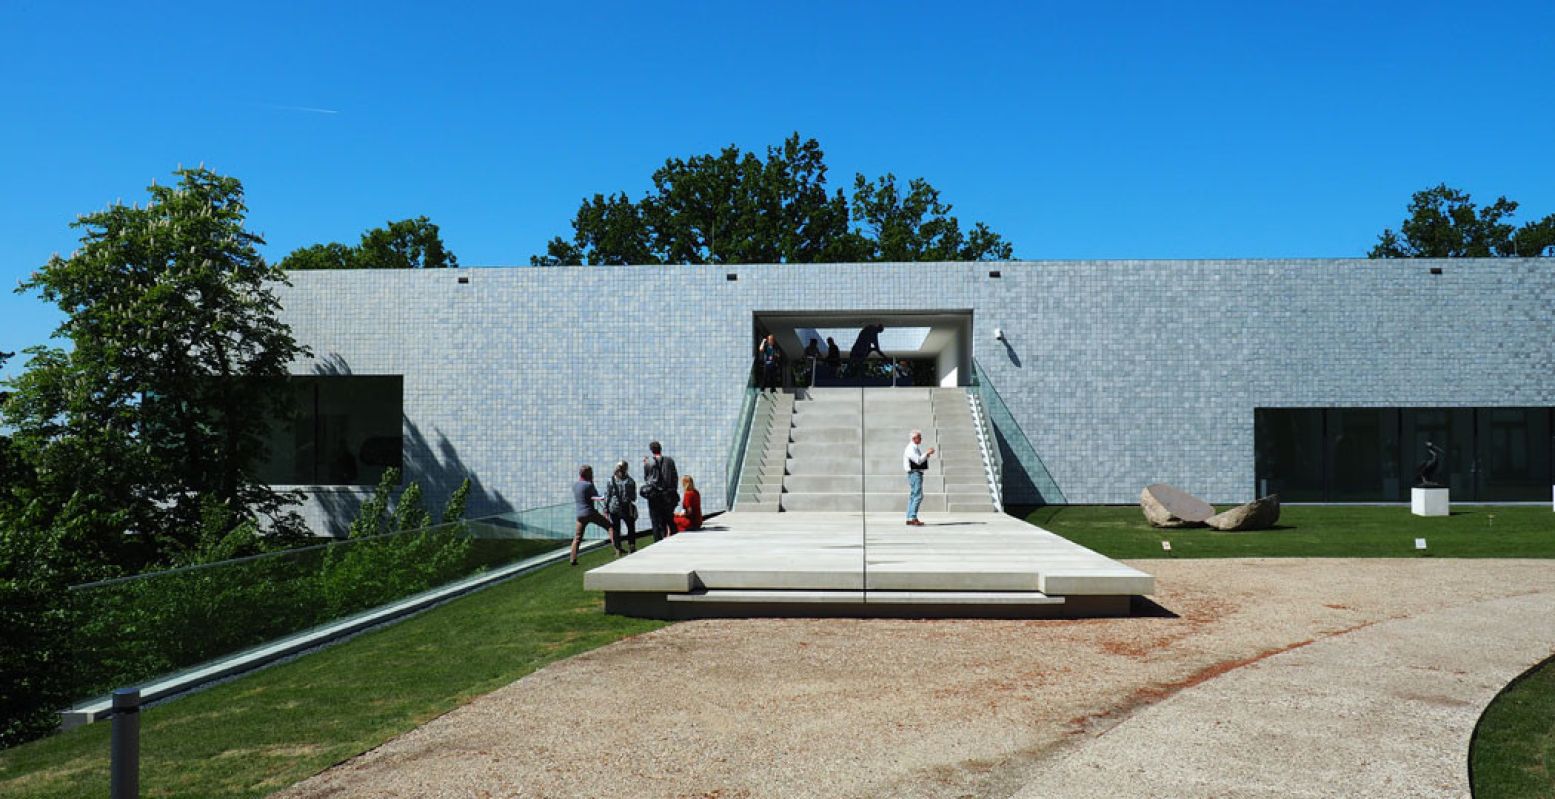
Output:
[971, 359, 1066, 505]
[64, 503, 578, 708]
[723, 379, 760, 512]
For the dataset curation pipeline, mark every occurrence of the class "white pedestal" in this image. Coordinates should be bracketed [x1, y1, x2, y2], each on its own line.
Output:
[1412, 487, 1449, 517]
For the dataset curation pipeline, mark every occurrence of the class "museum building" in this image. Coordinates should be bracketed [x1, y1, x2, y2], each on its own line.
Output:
[264, 258, 1555, 534]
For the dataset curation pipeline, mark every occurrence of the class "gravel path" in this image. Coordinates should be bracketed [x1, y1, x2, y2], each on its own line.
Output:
[275, 559, 1555, 799]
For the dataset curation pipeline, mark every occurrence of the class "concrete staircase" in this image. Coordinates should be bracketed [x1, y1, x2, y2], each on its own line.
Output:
[735, 387, 997, 513]
[733, 391, 793, 512]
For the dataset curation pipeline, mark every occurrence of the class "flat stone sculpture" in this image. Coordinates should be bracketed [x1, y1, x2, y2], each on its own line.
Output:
[1140, 483, 1215, 528]
[1206, 494, 1281, 531]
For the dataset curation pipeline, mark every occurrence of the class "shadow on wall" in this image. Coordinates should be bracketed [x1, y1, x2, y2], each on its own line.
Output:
[310, 418, 515, 535]
[1002, 339, 1022, 368]
[307, 354, 513, 534]
[994, 424, 1053, 506]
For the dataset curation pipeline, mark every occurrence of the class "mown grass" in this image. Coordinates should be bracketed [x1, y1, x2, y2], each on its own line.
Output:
[1472, 656, 1555, 798]
[0, 545, 663, 799]
[1020, 504, 1555, 560]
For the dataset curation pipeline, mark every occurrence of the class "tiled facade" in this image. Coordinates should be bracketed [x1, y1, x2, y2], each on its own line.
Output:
[274, 259, 1555, 534]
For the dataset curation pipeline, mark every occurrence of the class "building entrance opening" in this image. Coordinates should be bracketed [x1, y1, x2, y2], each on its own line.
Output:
[752, 311, 973, 390]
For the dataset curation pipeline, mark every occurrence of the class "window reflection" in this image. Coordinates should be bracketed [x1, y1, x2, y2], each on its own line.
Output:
[1256, 407, 1552, 502]
[259, 376, 403, 486]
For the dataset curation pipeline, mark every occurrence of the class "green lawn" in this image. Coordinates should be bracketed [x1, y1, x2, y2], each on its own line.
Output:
[0, 545, 664, 799]
[1472, 656, 1555, 798]
[1020, 504, 1555, 559]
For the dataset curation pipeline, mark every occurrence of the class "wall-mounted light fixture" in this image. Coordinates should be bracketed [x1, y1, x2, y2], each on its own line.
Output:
[994, 328, 1006, 342]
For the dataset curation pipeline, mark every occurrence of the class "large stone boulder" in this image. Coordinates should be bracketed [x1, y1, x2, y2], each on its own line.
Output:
[1140, 483, 1214, 528]
[1206, 494, 1281, 531]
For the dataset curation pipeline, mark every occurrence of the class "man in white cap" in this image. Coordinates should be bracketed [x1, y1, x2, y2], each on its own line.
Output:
[903, 429, 935, 526]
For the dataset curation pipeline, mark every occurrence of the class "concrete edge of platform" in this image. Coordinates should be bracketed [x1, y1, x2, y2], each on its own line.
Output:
[603, 591, 1133, 620]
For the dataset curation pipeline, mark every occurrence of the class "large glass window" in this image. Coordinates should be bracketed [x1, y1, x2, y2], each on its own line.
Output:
[1327, 408, 1401, 501]
[1401, 408, 1475, 497]
[1477, 408, 1552, 501]
[1254, 409, 1324, 501]
[258, 376, 402, 486]
[1256, 407, 1553, 502]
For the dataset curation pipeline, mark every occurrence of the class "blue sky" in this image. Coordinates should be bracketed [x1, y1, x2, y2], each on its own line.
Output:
[3, 1, 1553, 380]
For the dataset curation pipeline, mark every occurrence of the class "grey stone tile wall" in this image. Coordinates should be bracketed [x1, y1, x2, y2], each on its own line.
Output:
[273, 259, 1555, 533]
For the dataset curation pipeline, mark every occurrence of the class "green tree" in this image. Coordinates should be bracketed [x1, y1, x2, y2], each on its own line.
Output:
[533, 134, 1007, 265]
[280, 216, 459, 270]
[2, 167, 309, 574]
[1369, 184, 1555, 258]
[851, 173, 1014, 262]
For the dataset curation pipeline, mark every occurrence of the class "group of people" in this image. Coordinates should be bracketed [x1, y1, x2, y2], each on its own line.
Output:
[570, 429, 940, 565]
[571, 440, 702, 565]
[757, 324, 894, 392]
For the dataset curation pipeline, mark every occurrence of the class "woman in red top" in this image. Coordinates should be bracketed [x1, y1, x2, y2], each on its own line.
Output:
[673, 475, 702, 533]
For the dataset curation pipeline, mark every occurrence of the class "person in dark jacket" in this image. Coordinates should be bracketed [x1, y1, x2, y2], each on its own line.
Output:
[824, 336, 842, 378]
[849, 323, 887, 376]
[802, 338, 822, 387]
[756, 334, 782, 393]
[604, 460, 638, 555]
[642, 440, 679, 541]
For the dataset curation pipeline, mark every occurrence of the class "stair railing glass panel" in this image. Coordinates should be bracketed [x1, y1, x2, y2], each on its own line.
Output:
[971, 359, 1067, 506]
[723, 378, 761, 513]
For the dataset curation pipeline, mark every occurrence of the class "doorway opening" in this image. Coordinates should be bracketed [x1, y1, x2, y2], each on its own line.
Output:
[751, 311, 973, 389]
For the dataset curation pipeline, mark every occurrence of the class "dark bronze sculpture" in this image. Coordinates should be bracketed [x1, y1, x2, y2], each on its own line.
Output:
[1414, 441, 1446, 487]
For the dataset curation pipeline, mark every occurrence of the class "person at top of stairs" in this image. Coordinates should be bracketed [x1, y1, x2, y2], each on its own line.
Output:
[756, 334, 782, 393]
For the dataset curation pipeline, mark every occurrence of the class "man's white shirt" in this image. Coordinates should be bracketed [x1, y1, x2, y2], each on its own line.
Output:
[903, 441, 928, 473]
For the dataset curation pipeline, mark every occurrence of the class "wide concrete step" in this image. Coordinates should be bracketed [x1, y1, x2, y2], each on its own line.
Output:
[796, 435, 951, 453]
[668, 589, 1062, 606]
[782, 474, 954, 493]
[785, 456, 944, 475]
[800, 387, 936, 398]
[779, 493, 993, 512]
[787, 427, 969, 446]
[791, 410, 935, 427]
[783, 463, 986, 481]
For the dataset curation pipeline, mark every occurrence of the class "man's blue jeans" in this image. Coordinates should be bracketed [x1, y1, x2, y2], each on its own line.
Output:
[906, 469, 923, 520]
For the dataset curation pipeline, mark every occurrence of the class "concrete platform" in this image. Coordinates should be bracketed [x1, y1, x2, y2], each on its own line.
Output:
[584, 512, 1154, 619]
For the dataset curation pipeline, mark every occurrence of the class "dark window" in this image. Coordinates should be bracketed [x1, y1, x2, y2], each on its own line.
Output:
[1257, 407, 1554, 502]
[1326, 408, 1401, 501]
[259, 376, 402, 486]
[1477, 408, 1552, 501]
[1255, 409, 1324, 501]
[1401, 408, 1474, 497]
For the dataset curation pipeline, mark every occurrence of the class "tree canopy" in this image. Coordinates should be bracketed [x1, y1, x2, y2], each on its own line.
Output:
[1369, 184, 1555, 258]
[3, 167, 309, 575]
[280, 216, 459, 270]
[533, 134, 1013, 265]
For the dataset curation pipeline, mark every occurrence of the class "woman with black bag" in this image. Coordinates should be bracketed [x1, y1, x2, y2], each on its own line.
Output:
[604, 460, 638, 556]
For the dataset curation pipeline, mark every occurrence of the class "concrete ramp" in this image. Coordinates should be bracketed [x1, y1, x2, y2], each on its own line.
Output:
[584, 511, 1153, 619]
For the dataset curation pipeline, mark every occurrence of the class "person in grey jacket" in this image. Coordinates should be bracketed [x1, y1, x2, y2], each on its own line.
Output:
[604, 460, 638, 556]
[642, 440, 679, 541]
